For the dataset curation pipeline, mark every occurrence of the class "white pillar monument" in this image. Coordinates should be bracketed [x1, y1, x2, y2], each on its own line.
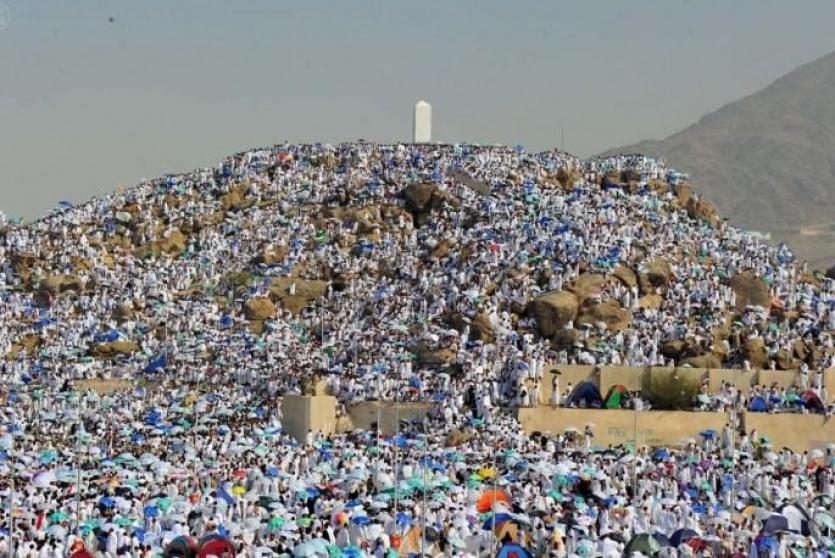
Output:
[413, 100, 432, 143]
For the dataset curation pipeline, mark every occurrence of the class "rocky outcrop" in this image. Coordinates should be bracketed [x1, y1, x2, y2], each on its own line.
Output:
[529, 291, 579, 337]
[244, 297, 276, 321]
[269, 278, 328, 315]
[576, 300, 631, 332]
[729, 271, 772, 310]
[90, 341, 139, 358]
[742, 337, 768, 368]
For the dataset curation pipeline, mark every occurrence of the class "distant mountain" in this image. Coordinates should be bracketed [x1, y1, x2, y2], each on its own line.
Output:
[602, 50, 835, 268]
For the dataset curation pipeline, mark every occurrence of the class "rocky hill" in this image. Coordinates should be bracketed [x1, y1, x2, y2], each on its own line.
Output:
[0, 143, 832, 399]
[602, 50, 835, 269]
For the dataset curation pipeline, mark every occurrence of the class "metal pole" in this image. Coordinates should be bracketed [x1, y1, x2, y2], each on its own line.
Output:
[9, 430, 14, 558]
[633, 401, 638, 497]
[421, 433, 427, 558]
[393, 406, 398, 535]
[490, 445, 498, 555]
[731, 370, 737, 511]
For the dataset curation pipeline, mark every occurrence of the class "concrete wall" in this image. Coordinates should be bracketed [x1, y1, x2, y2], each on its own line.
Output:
[517, 407, 729, 447]
[744, 413, 835, 452]
[282, 395, 338, 443]
[534, 365, 825, 405]
[345, 401, 433, 435]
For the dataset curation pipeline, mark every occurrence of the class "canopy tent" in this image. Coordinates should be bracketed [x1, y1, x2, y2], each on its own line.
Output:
[567, 381, 603, 408]
[748, 395, 769, 413]
[604, 384, 628, 409]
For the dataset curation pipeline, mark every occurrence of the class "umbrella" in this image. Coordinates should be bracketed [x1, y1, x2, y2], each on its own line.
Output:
[497, 542, 531, 558]
[763, 514, 790, 534]
[625, 533, 662, 556]
[670, 528, 700, 547]
[476, 488, 511, 513]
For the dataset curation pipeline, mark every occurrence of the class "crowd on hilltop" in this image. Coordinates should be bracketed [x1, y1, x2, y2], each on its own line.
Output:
[1, 142, 835, 556]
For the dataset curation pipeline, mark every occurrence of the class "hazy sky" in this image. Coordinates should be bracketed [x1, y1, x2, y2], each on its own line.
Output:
[2, 1, 835, 220]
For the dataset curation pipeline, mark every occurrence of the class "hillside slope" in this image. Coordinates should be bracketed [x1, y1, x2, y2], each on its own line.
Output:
[603, 50, 835, 267]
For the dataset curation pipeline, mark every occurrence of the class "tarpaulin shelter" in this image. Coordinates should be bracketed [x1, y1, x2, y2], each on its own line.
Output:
[748, 395, 769, 413]
[567, 381, 603, 408]
[197, 534, 236, 558]
[604, 384, 628, 409]
[164, 536, 198, 558]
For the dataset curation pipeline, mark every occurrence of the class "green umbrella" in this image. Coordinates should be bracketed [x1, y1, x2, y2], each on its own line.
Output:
[268, 516, 285, 530]
[624, 533, 662, 556]
[297, 516, 312, 527]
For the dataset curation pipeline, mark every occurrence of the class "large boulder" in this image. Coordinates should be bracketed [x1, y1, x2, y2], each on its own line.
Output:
[644, 258, 673, 289]
[450, 170, 491, 196]
[680, 352, 723, 369]
[402, 183, 438, 214]
[742, 337, 768, 368]
[401, 183, 457, 226]
[566, 273, 606, 304]
[729, 272, 772, 310]
[269, 278, 328, 315]
[672, 183, 692, 206]
[40, 274, 84, 295]
[550, 328, 580, 351]
[775, 350, 800, 371]
[158, 229, 187, 254]
[252, 245, 289, 266]
[660, 340, 685, 360]
[529, 291, 580, 337]
[219, 182, 251, 212]
[90, 341, 138, 358]
[638, 294, 663, 310]
[576, 300, 631, 332]
[685, 195, 720, 227]
[415, 344, 456, 366]
[470, 312, 495, 343]
[243, 297, 276, 321]
[612, 264, 637, 289]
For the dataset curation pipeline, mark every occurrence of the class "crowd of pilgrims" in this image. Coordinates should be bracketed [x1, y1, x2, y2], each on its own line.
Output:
[0, 142, 832, 556]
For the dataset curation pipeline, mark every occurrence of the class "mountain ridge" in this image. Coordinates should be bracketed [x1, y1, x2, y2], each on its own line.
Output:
[601, 50, 835, 268]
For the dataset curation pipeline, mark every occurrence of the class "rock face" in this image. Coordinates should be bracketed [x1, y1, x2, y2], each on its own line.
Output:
[401, 183, 457, 226]
[576, 300, 632, 332]
[550, 328, 580, 351]
[244, 297, 276, 321]
[638, 294, 663, 310]
[40, 274, 85, 295]
[90, 341, 138, 357]
[612, 264, 637, 289]
[269, 278, 328, 315]
[686, 195, 720, 227]
[252, 245, 289, 266]
[566, 273, 606, 304]
[743, 337, 768, 368]
[469, 312, 495, 343]
[414, 344, 456, 366]
[451, 170, 491, 196]
[729, 272, 772, 310]
[643, 258, 673, 290]
[529, 291, 579, 337]
[680, 352, 722, 369]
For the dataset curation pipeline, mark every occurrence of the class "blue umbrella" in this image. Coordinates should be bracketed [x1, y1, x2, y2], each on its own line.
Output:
[482, 513, 514, 530]
[100, 497, 115, 509]
[143, 505, 159, 518]
[652, 448, 670, 461]
[699, 430, 717, 439]
[497, 542, 531, 558]
[763, 514, 790, 534]
[395, 512, 412, 526]
[265, 467, 279, 478]
[351, 516, 371, 526]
